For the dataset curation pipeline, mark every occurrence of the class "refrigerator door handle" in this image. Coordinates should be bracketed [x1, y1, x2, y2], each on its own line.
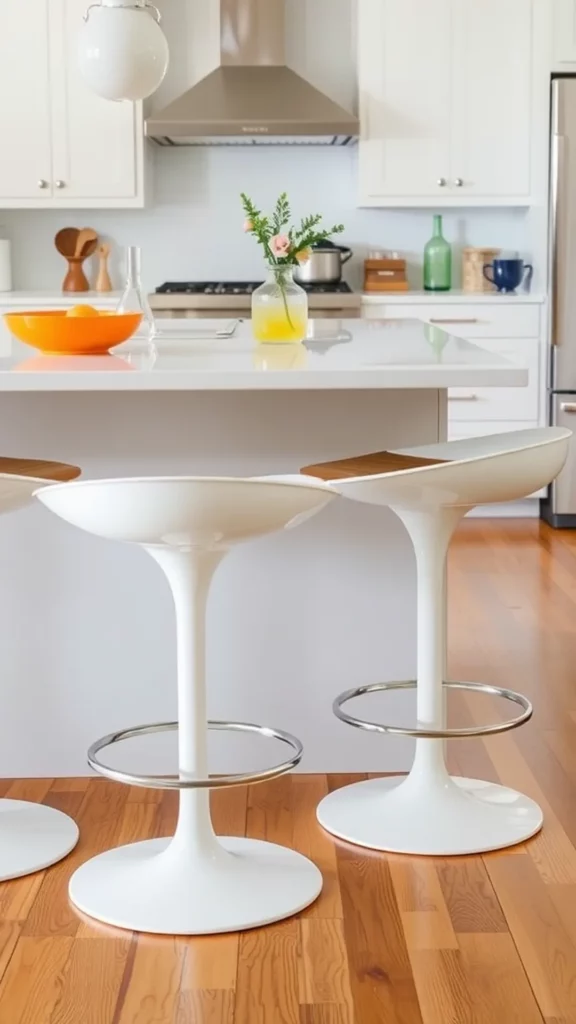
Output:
[560, 402, 576, 413]
[550, 131, 566, 347]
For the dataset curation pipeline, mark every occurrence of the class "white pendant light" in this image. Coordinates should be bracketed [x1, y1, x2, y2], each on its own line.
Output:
[78, 0, 169, 102]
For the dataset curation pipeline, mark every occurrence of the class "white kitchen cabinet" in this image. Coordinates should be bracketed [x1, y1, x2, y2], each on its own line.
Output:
[0, 1, 144, 209]
[358, 0, 451, 200]
[359, 0, 535, 206]
[0, 2, 53, 201]
[553, 0, 576, 64]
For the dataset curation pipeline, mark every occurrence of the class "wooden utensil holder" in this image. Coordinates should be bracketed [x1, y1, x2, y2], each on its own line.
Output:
[63, 258, 90, 293]
[364, 258, 409, 293]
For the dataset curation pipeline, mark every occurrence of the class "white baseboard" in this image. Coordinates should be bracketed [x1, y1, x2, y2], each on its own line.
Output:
[466, 500, 540, 519]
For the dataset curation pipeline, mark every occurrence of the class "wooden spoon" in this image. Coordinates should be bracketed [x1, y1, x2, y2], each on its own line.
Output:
[75, 227, 98, 259]
[55, 227, 79, 259]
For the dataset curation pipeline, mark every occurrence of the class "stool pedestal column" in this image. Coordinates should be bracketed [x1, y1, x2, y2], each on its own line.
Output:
[317, 507, 544, 856]
[69, 547, 322, 935]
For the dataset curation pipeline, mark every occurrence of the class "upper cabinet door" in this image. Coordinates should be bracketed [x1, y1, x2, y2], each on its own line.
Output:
[450, 0, 532, 198]
[553, 0, 576, 64]
[0, 2, 53, 199]
[49, 0, 141, 200]
[358, 0, 452, 201]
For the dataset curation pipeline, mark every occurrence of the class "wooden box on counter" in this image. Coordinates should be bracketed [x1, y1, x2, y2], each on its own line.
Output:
[364, 258, 409, 293]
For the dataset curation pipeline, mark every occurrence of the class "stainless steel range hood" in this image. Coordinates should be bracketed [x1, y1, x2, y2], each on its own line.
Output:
[145, 0, 358, 146]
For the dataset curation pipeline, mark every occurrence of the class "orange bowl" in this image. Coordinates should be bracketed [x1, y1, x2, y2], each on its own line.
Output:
[3, 310, 142, 355]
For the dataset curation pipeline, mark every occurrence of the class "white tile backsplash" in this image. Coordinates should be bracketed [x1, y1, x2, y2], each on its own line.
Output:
[0, 145, 530, 292]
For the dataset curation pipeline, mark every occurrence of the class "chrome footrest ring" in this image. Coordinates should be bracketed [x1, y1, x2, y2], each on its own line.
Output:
[88, 720, 303, 790]
[333, 680, 532, 739]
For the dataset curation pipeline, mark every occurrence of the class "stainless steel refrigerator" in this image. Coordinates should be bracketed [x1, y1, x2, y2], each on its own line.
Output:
[543, 77, 576, 527]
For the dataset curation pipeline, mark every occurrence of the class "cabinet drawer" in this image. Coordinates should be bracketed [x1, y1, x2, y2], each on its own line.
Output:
[362, 302, 540, 337]
[448, 336, 539, 421]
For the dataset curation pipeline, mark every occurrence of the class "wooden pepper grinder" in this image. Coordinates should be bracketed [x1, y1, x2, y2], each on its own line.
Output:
[96, 243, 113, 292]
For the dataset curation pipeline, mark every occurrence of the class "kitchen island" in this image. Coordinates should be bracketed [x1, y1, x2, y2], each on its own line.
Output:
[0, 319, 526, 776]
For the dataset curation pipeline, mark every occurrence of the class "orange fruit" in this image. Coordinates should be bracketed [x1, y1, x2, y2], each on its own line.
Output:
[66, 304, 100, 318]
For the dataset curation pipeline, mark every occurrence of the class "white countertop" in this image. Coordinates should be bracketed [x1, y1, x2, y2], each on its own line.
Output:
[0, 288, 546, 307]
[361, 289, 545, 304]
[0, 317, 527, 392]
[0, 290, 121, 306]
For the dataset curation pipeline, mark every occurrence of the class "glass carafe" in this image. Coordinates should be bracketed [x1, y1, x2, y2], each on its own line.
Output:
[423, 215, 452, 292]
[251, 264, 308, 343]
[117, 246, 156, 339]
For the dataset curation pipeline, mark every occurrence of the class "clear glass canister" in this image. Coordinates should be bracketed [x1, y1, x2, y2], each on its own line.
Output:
[251, 264, 308, 343]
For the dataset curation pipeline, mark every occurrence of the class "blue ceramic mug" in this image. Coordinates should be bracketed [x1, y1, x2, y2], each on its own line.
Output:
[483, 258, 533, 294]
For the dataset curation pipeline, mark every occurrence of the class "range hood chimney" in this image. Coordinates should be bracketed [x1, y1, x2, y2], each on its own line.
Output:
[145, 0, 359, 146]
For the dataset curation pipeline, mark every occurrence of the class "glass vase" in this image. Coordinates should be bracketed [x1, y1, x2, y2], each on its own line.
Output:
[423, 215, 452, 292]
[117, 246, 156, 339]
[251, 264, 308, 343]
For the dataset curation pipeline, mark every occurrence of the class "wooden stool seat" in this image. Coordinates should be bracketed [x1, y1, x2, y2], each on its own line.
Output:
[302, 451, 448, 481]
[0, 457, 81, 482]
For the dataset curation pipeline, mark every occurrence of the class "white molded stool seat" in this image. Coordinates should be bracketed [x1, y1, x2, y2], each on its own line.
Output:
[303, 427, 572, 856]
[37, 475, 336, 934]
[0, 458, 81, 880]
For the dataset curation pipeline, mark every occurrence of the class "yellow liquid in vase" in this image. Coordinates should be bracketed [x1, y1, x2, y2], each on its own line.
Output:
[252, 306, 308, 343]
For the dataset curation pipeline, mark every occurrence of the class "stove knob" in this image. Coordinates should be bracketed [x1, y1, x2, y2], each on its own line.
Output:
[205, 286, 214, 294]
[233, 288, 241, 294]
[216, 285, 225, 294]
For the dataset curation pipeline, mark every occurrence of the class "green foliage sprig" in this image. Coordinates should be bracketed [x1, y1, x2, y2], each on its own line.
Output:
[241, 192, 344, 265]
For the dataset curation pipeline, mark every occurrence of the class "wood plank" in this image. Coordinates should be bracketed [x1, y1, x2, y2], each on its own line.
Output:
[457, 932, 544, 1023]
[435, 858, 508, 933]
[292, 776, 344, 919]
[299, 919, 353, 1011]
[50, 937, 130, 1023]
[176, 990, 235, 1024]
[485, 852, 576, 1020]
[114, 937, 184, 1024]
[235, 920, 300, 1024]
[0, 936, 73, 1024]
[336, 844, 423, 1024]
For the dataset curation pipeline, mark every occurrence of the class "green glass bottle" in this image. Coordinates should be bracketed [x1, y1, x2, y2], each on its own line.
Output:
[423, 214, 451, 291]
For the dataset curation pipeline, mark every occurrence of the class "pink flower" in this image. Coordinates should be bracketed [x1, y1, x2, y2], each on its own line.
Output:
[243, 219, 253, 232]
[270, 234, 291, 257]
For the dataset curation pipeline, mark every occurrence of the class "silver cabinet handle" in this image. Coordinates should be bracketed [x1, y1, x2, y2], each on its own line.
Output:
[37, 179, 48, 189]
[560, 402, 576, 413]
[429, 317, 478, 324]
[449, 393, 478, 401]
[437, 177, 447, 186]
[55, 180, 66, 189]
[454, 178, 464, 187]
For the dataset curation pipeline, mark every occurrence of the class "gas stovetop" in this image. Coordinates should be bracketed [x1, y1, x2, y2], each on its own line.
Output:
[155, 281, 354, 295]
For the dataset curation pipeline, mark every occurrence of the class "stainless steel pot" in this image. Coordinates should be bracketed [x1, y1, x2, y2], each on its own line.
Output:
[294, 240, 353, 284]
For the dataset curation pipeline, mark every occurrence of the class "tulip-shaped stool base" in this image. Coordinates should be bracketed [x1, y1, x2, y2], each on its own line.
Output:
[317, 772, 542, 857]
[0, 800, 78, 881]
[69, 829, 321, 935]
[317, 506, 543, 856]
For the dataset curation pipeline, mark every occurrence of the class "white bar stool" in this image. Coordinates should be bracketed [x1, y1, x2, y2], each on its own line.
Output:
[0, 457, 81, 879]
[302, 427, 572, 856]
[37, 475, 336, 934]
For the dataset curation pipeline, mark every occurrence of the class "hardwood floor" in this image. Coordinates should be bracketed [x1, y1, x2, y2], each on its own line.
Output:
[1, 520, 576, 1022]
